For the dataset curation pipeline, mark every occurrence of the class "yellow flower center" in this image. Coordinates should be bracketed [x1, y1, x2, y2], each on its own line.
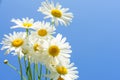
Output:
[57, 76, 64, 80]
[33, 43, 39, 51]
[51, 9, 62, 18]
[38, 29, 47, 37]
[48, 45, 60, 57]
[56, 66, 68, 75]
[12, 38, 24, 47]
[23, 22, 33, 28]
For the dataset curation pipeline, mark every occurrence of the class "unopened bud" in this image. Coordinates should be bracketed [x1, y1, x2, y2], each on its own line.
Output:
[4, 59, 8, 64]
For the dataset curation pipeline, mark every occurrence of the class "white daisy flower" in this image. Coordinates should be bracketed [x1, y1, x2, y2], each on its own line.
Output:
[31, 21, 56, 40]
[38, 0, 73, 26]
[1, 32, 27, 58]
[48, 61, 79, 80]
[25, 36, 46, 63]
[42, 34, 72, 66]
[11, 17, 38, 29]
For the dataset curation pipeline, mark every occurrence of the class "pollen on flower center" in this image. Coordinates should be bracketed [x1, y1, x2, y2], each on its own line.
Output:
[51, 9, 62, 18]
[38, 29, 47, 37]
[12, 38, 24, 47]
[57, 76, 64, 80]
[48, 45, 60, 57]
[56, 66, 68, 75]
[23, 22, 33, 28]
[33, 43, 40, 51]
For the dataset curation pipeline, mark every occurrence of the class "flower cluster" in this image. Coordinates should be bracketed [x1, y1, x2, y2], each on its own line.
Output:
[1, 0, 78, 80]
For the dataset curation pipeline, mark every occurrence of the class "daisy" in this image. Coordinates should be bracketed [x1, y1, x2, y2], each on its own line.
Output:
[31, 21, 56, 40]
[25, 36, 47, 63]
[11, 17, 38, 29]
[38, 0, 73, 26]
[48, 61, 79, 80]
[1, 32, 27, 58]
[42, 34, 72, 66]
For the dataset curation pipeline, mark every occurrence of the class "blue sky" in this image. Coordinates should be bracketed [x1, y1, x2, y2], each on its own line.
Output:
[0, 0, 120, 80]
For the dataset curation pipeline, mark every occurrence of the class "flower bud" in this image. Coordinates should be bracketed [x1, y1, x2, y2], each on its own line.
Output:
[4, 59, 8, 64]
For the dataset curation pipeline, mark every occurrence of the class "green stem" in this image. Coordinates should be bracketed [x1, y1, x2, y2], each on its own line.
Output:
[24, 57, 29, 80]
[51, 21, 55, 26]
[39, 64, 42, 80]
[24, 57, 27, 69]
[18, 57, 23, 80]
[45, 67, 48, 80]
[51, 21, 55, 28]
[35, 63, 38, 74]
[7, 63, 26, 80]
[33, 63, 36, 80]
[28, 59, 32, 80]
[35, 64, 38, 80]
[7, 63, 18, 71]
[26, 29, 29, 36]
[37, 64, 40, 80]
[25, 28, 30, 80]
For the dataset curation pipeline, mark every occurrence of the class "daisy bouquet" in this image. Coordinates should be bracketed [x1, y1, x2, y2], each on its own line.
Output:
[1, 0, 79, 80]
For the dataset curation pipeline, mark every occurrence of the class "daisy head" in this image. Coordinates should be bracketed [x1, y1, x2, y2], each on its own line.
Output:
[38, 0, 73, 26]
[25, 35, 48, 63]
[11, 17, 38, 29]
[42, 34, 72, 66]
[48, 61, 79, 80]
[1, 32, 27, 58]
[31, 21, 56, 40]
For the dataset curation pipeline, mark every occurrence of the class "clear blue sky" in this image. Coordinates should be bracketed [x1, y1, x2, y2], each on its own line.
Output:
[0, 0, 120, 80]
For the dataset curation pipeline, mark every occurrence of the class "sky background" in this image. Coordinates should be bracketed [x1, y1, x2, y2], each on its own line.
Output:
[0, 0, 120, 80]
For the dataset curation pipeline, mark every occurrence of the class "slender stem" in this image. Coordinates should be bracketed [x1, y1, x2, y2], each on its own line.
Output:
[33, 63, 36, 80]
[35, 63, 39, 80]
[25, 29, 30, 80]
[51, 21, 55, 26]
[51, 21, 55, 30]
[36, 64, 40, 80]
[35, 64, 38, 80]
[26, 29, 29, 36]
[45, 67, 48, 80]
[35, 63, 38, 74]
[18, 57, 23, 80]
[28, 59, 32, 80]
[7, 63, 26, 80]
[24, 57, 29, 80]
[24, 57, 27, 69]
[39, 64, 42, 80]
[7, 63, 18, 71]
